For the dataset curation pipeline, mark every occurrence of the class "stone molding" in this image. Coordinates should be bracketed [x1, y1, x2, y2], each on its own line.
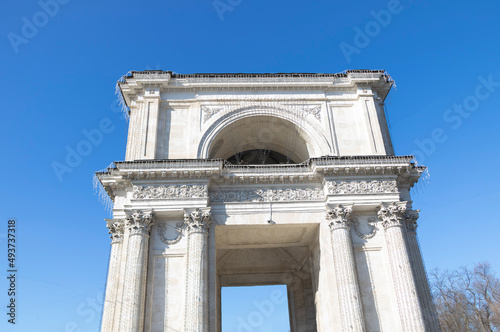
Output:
[326, 204, 352, 231]
[127, 211, 155, 235]
[326, 180, 398, 195]
[377, 202, 407, 229]
[184, 208, 212, 234]
[96, 156, 423, 199]
[133, 185, 208, 200]
[107, 219, 125, 244]
[209, 188, 324, 203]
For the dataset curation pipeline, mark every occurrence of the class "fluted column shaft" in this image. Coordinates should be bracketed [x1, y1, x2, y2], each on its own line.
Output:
[101, 220, 125, 332]
[327, 205, 366, 332]
[119, 211, 154, 332]
[184, 208, 212, 332]
[379, 203, 425, 331]
[405, 211, 441, 332]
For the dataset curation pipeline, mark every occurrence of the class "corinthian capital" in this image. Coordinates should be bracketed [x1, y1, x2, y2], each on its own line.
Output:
[184, 208, 212, 234]
[326, 204, 352, 231]
[127, 210, 155, 235]
[107, 219, 125, 244]
[378, 202, 407, 229]
[405, 210, 420, 233]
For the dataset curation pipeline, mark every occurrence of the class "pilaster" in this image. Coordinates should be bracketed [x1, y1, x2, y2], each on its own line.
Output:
[101, 219, 125, 332]
[378, 202, 425, 331]
[119, 211, 154, 332]
[184, 208, 212, 332]
[326, 204, 366, 332]
[405, 210, 441, 331]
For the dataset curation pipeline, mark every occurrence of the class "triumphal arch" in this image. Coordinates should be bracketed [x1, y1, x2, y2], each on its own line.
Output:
[96, 70, 440, 331]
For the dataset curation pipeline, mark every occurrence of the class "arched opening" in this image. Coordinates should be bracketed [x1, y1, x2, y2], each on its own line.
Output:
[226, 149, 297, 165]
[208, 115, 312, 164]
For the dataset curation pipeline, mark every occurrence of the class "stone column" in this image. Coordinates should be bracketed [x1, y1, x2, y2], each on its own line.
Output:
[405, 210, 441, 332]
[378, 202, 425, 331]
[184, 208, 212, 332]
[119, 211, 154, 332]
[101, 220, 124, 332]
[327, 205, 366, 332]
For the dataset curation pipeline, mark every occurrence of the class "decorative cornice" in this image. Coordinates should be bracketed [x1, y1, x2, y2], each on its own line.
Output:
[326, 180, 398, 195]
[157, 222, 185, 245]
[378, 202, 407, 229]
[405, 210, 420, 233]
[107, 219, 125, 244]
[326, 205, 352, 231]
[184, 208, 212, 234]
[127, 210, 155, 236]
[95, 156, 424, 202]
[133, 185, 208, 200]
[209, 188, 324, 203]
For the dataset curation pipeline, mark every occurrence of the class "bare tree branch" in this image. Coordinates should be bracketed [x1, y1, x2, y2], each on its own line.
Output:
[431, 262, 500, 332]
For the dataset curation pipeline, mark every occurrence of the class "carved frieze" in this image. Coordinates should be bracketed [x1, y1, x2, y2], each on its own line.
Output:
[209, 188, 325, 203]
[326, 180, 398, 195]
[133, 185, 208, 199]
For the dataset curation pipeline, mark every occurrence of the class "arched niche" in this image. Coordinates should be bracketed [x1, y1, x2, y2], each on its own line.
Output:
[198, 107, 331, 163]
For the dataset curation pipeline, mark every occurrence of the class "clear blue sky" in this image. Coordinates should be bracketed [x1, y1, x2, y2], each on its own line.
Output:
[1, 0, 499, 331]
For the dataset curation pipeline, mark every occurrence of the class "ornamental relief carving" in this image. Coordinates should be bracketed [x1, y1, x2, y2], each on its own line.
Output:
[201, 104, 322, 124]
[127, 210, 155, 235]
[107, 219, 125, 244]
[405, 210, 420, 233]
[184, 208, 213, 233]
[303, 105, 321, 120]
[133, 185, 208, 199]
[209, 188, 325, 203]
[326, 180, 398, 195]
[201, 105, 223, 123]
[157, 221, 185, 245]
[326, 204, 352, 230]
[378, 202, 407, 229]
[352, 217, 378, 239]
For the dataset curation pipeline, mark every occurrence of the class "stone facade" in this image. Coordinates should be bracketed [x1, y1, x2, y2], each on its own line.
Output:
[96, 70, 440, 331]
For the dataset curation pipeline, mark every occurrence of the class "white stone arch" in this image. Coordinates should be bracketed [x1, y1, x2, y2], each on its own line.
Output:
[197, 105, 332, 162]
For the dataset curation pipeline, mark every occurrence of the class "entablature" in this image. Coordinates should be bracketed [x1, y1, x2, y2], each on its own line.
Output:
[95, 156, 424, 205]
[117, 70, 394, 114]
